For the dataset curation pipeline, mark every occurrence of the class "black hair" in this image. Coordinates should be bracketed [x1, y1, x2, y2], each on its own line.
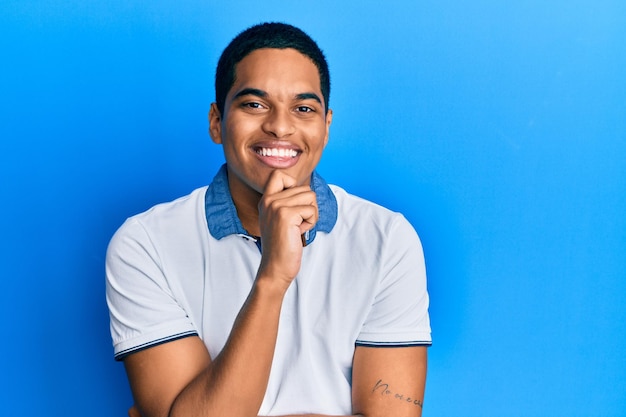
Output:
[215, 22, 330, 115]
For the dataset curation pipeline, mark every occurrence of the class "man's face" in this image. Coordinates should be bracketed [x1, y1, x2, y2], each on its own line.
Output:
[209, 47, 332, 198]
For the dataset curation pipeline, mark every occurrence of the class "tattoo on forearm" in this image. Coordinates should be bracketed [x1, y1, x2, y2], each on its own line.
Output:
[371, 379, 423, 409]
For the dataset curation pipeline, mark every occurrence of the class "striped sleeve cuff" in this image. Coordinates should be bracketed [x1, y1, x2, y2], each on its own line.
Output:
[355, 339, 432, 348]
[114, 331, 198, 361]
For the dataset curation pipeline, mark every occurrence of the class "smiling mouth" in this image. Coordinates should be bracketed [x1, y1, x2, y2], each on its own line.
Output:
[255, 147, 300, 158]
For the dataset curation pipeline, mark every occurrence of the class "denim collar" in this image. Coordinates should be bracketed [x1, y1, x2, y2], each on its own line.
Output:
[205, 164, 337, 245]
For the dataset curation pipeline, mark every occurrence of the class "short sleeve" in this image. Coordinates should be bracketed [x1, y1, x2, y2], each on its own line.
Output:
[105, 218, 197, 360]
[356, 215, 432, 347]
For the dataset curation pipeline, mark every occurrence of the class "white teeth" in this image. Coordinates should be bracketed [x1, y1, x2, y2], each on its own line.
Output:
[258, 148, 298, 158]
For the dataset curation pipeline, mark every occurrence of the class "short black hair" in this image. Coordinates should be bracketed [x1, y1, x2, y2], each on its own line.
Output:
[215, 22, 330, 115]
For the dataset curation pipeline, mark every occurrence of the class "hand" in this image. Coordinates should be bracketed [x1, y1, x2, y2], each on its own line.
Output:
[256, 170, 318, 288]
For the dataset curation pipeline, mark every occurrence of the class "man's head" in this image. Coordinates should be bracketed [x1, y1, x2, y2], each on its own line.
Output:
[214, 22, 330, 115]
[208, 23, 333, 200]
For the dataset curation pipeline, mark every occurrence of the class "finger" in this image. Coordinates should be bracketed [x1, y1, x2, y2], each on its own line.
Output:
[271, 202, 318, 227]
[297, 204, 318, 230]
[275, 204, 317, 231]
[264, 170, 298, 196]
[264, 187, 317, 207]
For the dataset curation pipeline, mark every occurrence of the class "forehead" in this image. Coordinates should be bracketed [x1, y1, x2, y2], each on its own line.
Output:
[230, 48, 322, 96]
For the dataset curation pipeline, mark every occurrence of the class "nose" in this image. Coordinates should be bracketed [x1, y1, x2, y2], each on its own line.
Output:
[262, 107, 295, 138]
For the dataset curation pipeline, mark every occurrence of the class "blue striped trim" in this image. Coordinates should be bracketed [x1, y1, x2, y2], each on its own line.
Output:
[114, 331, 198, 361]
[355, 340, 432, 348]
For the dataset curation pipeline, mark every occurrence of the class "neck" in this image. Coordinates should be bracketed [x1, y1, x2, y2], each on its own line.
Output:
[227, 175, 262, 237]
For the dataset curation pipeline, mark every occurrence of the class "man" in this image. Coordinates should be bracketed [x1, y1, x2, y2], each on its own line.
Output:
[106, 22, 431, 417]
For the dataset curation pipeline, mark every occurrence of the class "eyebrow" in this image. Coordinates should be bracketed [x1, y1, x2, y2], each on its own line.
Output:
[232, 88, 322, 105]
[295, 92, 322, 105]
[232, 88, 267, 100]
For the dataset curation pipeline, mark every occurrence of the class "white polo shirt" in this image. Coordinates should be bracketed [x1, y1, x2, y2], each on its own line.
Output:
[106, 165, 431, 415]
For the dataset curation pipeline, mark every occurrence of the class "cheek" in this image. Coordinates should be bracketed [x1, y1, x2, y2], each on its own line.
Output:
[223, 120, 250, 147]
[311, 125, 329, 149]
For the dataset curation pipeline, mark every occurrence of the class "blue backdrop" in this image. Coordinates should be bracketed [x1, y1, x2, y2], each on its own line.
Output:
[1, 1, 625, 416]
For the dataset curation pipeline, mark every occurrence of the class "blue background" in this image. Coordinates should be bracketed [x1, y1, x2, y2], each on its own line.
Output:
[1, 1, 625, 416]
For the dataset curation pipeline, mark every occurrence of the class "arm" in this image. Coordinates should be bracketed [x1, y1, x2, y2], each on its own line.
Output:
[127, 342, 428, 417]
[264, 347, 427, 417]
[124, 170, 320, 417]
[350, 212, 430, 417]
[352, 346, 428, 417]
[123, 252, 287, 417]
[124, 336, 211, 417]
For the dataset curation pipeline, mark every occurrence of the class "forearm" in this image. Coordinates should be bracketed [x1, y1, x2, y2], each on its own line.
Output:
[169, 172, 322, 417]
[259, 414, 364, 417]
[170, 276, 287, 417]
[261, 414, 361, 417]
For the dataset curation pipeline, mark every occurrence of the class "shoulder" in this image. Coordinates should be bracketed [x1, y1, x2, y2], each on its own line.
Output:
[328, 184, 415, 233]
[119, 187, 207, 230]
[108, 186, 208, 252]
[134, 186, 207, 222]
[329, 184, 386, 211]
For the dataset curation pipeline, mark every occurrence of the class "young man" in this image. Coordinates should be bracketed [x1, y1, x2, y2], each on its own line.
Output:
[106, 22, 431, 417]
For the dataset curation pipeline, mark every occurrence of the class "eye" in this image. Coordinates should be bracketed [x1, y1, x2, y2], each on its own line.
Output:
[296, 105, 314, 113]
[242, 102, 264, 109]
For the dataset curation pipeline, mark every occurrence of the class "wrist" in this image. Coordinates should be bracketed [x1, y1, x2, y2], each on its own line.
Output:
[253, 271, 291, 300]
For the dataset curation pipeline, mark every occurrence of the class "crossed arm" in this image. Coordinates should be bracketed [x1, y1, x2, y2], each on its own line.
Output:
[124, 264, 428, 417]
[125, 335, 427, 417]
[123, 171, 427, 417]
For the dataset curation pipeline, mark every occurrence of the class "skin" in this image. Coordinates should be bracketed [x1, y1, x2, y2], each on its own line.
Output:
[123, 47, 427, 417]
[211, 48, 332, 239]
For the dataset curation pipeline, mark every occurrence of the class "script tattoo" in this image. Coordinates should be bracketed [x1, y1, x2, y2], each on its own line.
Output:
[371, 379, 423, 409]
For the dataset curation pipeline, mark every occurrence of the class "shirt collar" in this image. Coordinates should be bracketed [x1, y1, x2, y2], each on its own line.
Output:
[205, 164, 337, 245]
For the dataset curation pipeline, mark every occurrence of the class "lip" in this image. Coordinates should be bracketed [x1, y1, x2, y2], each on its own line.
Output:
[252, 141, 302, 169]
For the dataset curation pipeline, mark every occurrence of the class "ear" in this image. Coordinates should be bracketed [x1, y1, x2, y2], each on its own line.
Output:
[323, 108, 333, 147]
[208, 103, 223, 144]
